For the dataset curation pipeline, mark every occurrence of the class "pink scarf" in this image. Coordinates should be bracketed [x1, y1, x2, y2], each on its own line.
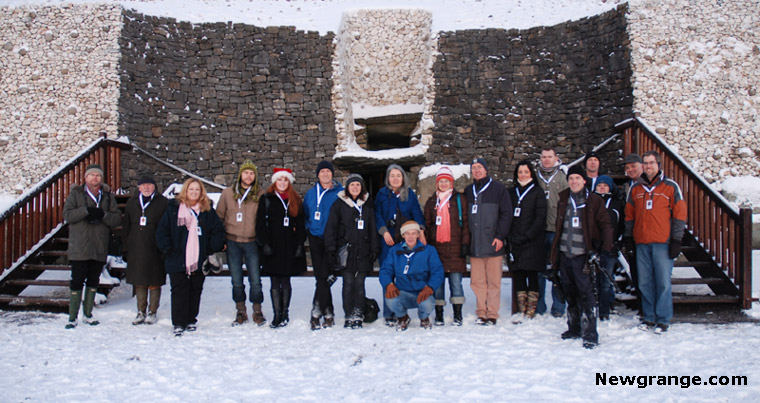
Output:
[435, 189, 453, 243]
[178, 203, 201, 275]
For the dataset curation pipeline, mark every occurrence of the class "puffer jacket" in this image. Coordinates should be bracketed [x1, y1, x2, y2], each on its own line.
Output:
[323, 190, 381, 273]
[63, 184, 121, 262]
[507, 179, 547, 272]
[379, 241, 444, 293]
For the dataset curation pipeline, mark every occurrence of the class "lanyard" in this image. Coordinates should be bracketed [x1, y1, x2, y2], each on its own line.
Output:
[471, 179, 492, 204]
[275, 192, 290, 215]
[605, 197, 612, 209]
[352, 200, 363, 217]
[515, 184, 535, 206]
[435, 193, 452, 213]
[403, 251, 416, 274]
[537, 169, 559, 185]
[641, 172, 663, 198]
[139, 193, 153, 215]
[569, 191, 587, 214]
[86, 187, 101, 207]
[237, 186, 252, 210]
[315, 183, 328, 210]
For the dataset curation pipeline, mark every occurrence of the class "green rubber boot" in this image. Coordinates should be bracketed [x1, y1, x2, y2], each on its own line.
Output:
[82, 287, 100, 326]
[65, 289, 82, 329]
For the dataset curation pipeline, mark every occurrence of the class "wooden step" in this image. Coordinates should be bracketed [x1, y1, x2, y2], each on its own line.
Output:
[22, 264, 71, 271]
[4, 278, 120, 289]
[50, 237, 69, 244]
[671, 277, 727, 285]
[674, 261, 712, 269]
[0, 294, 69, 307]
[35, 250, 67, 257]
[672, 294, 740, 304]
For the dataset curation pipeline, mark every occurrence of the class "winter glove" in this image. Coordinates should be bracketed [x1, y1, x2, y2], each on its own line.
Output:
[294, 245, 304, 259]
[623, 237, 635, 254]
[416, 285, 434, 304]
[385, 283, 399, 299]
[668, 240, 681, 259]
[460, 244, 469, 258]
[262, 244, 274, 256]
[326, 274, 337, 286]
[87, 207, 104, 223]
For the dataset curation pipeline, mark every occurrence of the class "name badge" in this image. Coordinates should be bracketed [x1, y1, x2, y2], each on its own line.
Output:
[572, 217, 580, 228]
[357, 219, 364, 230]
[471, 204, 478, 214]
[403, 264, 409, 274]
[283, 217, 290, 227]
[236, 212, 243, 222]
[435, 216, 442, 226]
[513, 207, 521, 217]
[314, 211, 321, 221]
[196, 226, 203, 236]
[646, 199, 653, 210]
[545, 190, 550, 200]
[139, 216, 147, 226]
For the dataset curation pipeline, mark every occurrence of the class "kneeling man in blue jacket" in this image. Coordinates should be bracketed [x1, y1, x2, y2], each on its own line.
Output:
[380, 221, 444, 331]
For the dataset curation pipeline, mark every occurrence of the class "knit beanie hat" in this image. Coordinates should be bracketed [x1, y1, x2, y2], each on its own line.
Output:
[85, 164, 104, 178]
[584, 151, 600, 165]
[595, 175, 616, 193]
[235, 160, 259, 202]
[345, 173, 364, 187]
[271, 167, 295, 184]
[316, 160, 334, 177]
[471, 158, 488, 172]
[400, 220, 421, 236]
[436, 166, 455, 184]
[567, 165, 587, 182]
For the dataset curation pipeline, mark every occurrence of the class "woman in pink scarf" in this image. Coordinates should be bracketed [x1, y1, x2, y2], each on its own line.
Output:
[423, 166, 470, 326]
[157, 178, 225, 336]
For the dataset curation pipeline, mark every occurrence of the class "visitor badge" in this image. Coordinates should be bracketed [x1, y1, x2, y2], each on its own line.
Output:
[514, 207, 521, 217]
[435, 216, 442, 226]
[403, 264, 409, 274]
[236, 212, 243, 222]
[283, 217, 290, 227]
[196, 226, 202, 236]
[545, 190, 550, 200]
[314, 211, 321, 221]
[646, 199, 653, 210]
[357, 219, 364, 230]
[471, 204, 478, 214]
[139, 216, 147, 226]
[572, 216, 580, 228]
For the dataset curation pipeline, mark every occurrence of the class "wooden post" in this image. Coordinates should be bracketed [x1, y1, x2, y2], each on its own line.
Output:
[738, 208, 753, 309]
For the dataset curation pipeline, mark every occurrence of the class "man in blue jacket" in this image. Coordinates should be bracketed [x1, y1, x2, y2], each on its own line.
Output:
[380, 221, 444, 331]
[303, 160, 343, 329]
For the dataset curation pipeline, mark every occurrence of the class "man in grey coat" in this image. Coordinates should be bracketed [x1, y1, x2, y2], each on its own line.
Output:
[62, 164, 121, 328]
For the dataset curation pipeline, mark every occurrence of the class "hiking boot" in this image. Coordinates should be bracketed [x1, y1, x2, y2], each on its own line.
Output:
[486, 318, 497, 326]
[385, 316, 397, 327]
[144, 313, 157, 325]
[186, 323, 197, 332]
[452, 304, 463, 326]
[420, 317, 432, 329]
[351, 320, 363, 329]
[638, 321, 655, 332]
[396, 315, 411, 331]
[310, 317, 322, 331]
[475, 317, 488, 325]
[132, 312, 146, 326]
[434, 306, 444, 326]
[252, 303, 266, 326]
[654, 323, 669, 334]
[344, 320, 352, 328]
[232, 302, 248, 326]
[173, 326, 185, 337]
[583, 340, 598, 350]
[65, 319, 77, 329]
[322, 317, 334, 328]
[561, 330, 581, 340]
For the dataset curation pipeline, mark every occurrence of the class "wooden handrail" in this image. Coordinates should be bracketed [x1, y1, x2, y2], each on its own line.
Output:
[617, 117, 753, 309]
[0, 133, 131, 277]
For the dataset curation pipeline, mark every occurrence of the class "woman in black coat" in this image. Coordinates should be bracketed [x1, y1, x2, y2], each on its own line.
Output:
[122, 174, 168, 325]
[156, 178, 225, 336]
[324, 174, 380, 329]
[508, 160, 547, 322]
[256, 168, 307, 328]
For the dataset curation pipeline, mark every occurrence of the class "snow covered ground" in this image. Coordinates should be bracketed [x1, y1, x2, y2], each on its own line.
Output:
[1, 253, 759, 402]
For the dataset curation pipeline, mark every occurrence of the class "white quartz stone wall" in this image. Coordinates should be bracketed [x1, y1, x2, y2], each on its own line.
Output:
[627, 0, 760, 182]
[332, 9, 436, 152]
[0, 4, 122, 194]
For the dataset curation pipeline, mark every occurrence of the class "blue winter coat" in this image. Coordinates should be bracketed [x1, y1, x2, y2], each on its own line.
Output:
[155, 199, 226, 274]
[374, 186, 425, 263]
[303, 180, 343, 238]
[379, 241, 444, 293]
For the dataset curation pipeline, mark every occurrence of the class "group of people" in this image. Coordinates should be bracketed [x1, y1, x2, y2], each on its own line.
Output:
[62, 148, 686, 348]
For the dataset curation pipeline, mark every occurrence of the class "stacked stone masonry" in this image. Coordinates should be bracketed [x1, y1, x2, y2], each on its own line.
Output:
[0, 4, 122, 193]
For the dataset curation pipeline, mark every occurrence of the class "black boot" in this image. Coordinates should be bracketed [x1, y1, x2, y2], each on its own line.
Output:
[452, 304, 463, 326]
[279, 288, 292, 328]
[434, 306, 444, 326]
[269, 289, 282, 329]
[580, 303, 598, 348]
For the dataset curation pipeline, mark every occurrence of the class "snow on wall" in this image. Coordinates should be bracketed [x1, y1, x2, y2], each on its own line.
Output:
[0, 4, 122, 194]
[627, 0, 760, 183]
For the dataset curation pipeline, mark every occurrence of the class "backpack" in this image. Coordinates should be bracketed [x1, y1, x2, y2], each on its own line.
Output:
[364, 298, 380, 323]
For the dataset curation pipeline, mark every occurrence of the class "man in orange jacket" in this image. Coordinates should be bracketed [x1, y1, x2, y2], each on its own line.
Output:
[624, 151, 687, 334]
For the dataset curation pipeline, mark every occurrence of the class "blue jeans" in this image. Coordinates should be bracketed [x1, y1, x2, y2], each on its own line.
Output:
[226, 240, 263, 304]
[434, 272, 465, 305]
[636, 243, 673, 325]
[537, 232, 566, 315]
[386, 290, 435, 319]
[597, 252, 617, 318]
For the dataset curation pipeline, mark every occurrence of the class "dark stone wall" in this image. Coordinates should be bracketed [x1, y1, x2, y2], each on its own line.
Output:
[118, 10, 337, 194]
[429, 5, 632, 182]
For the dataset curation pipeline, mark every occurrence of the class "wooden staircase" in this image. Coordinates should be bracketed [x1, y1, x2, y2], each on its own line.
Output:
[0, 135, 131, 311]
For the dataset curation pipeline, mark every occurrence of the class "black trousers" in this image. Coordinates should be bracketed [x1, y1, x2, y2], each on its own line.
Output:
[169, 271, 205, 328]
[271, 275, 292, 290]
[341, 270, 367, 320]
[513, 270, 539, 292]
[70, 260, 104, 290]
[559, 253, 598, 344]
[308, 234, 334, 318]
